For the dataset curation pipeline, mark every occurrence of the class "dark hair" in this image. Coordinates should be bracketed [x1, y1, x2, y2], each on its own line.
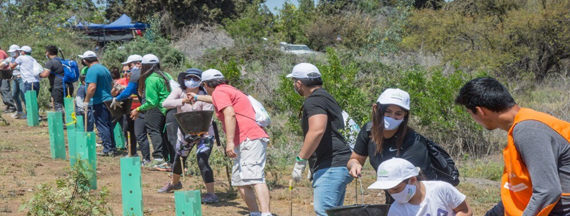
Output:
[83, 57, 98, 64]
[79, 74, 86, 83]
[138, 63, 171, 96]
[110, 67, 120, 80]
[455, 77, 516, 113]
[46, 45, 58, 56]
[295, 76, 323, 88]
[203, 78, 229, 88]
[371, 102, 409, 155]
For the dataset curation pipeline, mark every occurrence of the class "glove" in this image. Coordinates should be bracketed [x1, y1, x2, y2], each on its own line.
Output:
[292, 157, 308, 182]
[113, 83, 126, 91]
[77, 101, 89, 110]
[109, 98, 123, 110]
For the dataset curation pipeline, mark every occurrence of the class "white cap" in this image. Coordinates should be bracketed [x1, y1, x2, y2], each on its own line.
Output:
[286, 63, 321, 79]
[20, 46, 32, 53]
[141, 54, 159, 64]
[377, 88, 410, 111]
[368, 158, 420, 190]
[201, 69, 224, 82]
[7, 45, 20, 53]
[122, 54, 143, 65]
[78, 51, 97, 59]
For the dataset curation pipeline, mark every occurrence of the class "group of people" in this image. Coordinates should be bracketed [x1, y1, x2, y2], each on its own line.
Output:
[1, 43, 569, 216]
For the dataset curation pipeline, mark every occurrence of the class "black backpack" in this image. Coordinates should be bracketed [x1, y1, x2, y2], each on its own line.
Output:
[421, 136, 460, 186]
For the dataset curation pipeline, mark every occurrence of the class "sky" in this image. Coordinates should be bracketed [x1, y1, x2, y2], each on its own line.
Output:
[264, 0, 319, 14]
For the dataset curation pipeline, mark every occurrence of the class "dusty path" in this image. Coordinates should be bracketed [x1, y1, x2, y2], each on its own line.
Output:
[0, 110, 499, 215]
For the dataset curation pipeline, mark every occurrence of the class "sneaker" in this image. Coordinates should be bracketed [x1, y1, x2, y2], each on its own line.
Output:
[155, 163, 172, 172]
[157, 182, 182, 193]
[144, 158, 165, 169]
[141, 159, 151, 167]
[97, 151, 118, 157]
[12, 112, 25, 119]
[202, 193, 219, 204]
[96, 143, 103, 148]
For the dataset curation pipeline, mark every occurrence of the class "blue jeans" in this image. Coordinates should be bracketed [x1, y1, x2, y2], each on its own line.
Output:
[312, 166, 353, 216]
[23, 82, 40, 96]
[11, 77, 25, 112]
[93, 103, 116, 153]
[77, 106, 95, 132]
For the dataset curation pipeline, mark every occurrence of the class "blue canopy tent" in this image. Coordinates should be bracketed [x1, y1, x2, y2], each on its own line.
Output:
[69, 14, 148, 42]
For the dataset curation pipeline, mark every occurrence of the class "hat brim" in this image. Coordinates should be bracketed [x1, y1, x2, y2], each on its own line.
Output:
[367, 180, 402, 190]
[121, 61, 130, 65]
[7, 49, 17, 53]
[286, 73, 294, 78]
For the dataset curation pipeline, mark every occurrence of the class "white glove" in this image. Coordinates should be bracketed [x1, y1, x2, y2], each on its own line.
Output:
[113, 83, 126, 91]
[77, 101, 89, 110]
[292, 158, 308, 182]
[109, 98, 123, 110]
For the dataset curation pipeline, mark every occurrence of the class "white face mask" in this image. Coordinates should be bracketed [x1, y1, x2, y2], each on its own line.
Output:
[185, 79, 200, 89]
[384, 116, 403, 130]
[390, 182, 417, 204]
[293, 81, 302, 96]
[9, 52, 16, 57]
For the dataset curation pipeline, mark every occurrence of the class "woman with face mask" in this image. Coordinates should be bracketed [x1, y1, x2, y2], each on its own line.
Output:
[347, 88, 447, 203]
[158, 68, 219, 203]
[368, 158, 472, 216]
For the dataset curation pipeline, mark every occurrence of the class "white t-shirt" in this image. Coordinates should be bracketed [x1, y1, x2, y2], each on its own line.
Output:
[388, 181, 466, 216]
[15, 55, 39, 83]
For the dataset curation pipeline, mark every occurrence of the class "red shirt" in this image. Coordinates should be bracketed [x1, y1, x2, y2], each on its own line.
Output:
[0, 50, 7, 69]
[211, 84, 268, 145]
[116, 78, 141, 109]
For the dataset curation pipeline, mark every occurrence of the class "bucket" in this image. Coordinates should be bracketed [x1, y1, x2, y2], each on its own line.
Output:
[325, 204, 390, 216]
[0, 69, 13, 79]
[103, 98, 133, 117]
[174, 110, 214, 134]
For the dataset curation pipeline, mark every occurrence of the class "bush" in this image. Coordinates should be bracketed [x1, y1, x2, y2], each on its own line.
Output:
[102, 37, 187, 72]
[21, 160, 111, 215]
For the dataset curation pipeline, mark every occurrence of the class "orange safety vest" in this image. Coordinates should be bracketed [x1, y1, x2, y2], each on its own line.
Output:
[503, 108, 570, 215]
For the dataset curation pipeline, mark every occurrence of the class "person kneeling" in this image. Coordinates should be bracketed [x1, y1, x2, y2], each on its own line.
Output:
[368, 158, 472, 216]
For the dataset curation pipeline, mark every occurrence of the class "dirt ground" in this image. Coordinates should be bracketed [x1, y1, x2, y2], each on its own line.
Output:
[0, 109, 500, 216]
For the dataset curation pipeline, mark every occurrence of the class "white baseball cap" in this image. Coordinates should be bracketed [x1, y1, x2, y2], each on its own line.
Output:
[141, 54, 159, 64]
[7, 45, 20, 53]
[20, 46, 32, 53]
[368, 158, 420, 190]
[78, 51, 97, 59]
[377, 88, 410, 111]
[201, 69, 224, 82]
[122, 54, 143, 65]
[286, 63, 321, 79]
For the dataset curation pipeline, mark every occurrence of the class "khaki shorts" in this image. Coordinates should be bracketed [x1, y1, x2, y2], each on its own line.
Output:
[231, 138, 269, 186]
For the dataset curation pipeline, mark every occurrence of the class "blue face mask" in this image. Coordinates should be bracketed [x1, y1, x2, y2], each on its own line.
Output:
[384, 116, 403, 131]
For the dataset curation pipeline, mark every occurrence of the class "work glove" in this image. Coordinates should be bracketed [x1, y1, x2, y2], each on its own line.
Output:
[109, 98, 123, 110]
[292, 157, 308, 182]
[77, 101, 89, 110]
[113, 83, 126, 92]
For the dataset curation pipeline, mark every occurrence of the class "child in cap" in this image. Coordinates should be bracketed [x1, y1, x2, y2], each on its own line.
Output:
[368, 158, 472, 216]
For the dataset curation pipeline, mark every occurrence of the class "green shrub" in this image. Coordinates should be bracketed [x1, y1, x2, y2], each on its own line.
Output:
[21, 160, 111, 215]
[102, 37, 186, 72]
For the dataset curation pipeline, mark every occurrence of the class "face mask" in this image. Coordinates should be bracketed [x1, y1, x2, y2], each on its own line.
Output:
[384, 116, 403, 131]
[9, 52, 15, 57]
[185, 79, 200, 89]
[293, 81, 302, 96]
[390, 182, 417, 204]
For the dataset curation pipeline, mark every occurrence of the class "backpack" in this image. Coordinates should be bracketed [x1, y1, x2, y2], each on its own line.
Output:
[421, 137, 460, 186]
[341, 110, 361, 150]
[32, 58, 43, 77]
[55, 57, 80, 83]
[247, 95, 271, 127]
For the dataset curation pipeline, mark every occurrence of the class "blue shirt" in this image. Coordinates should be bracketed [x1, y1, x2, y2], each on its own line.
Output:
[85, 63, 113, 105]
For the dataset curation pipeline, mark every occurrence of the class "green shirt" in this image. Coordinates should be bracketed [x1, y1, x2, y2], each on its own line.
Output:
[137, 72, 173, 114]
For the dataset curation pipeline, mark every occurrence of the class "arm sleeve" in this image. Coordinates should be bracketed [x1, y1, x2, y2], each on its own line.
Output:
[212, 89, 232, 112]
[513, 121, 562, 216]
[304, 97, 327, 117]
[162, 86, 184, 109]
[442, 182, 466, 209]
[116, 82, 138, 101]
[44, 59, 54, 72]
[352, 122, 371, 157]
[14, 57, 22, 64]
[137, 80, 157, 112]
[85, 69, 97, 84]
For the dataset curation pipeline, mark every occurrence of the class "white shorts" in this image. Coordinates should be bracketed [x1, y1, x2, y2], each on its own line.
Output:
[231, 138, 269, 186]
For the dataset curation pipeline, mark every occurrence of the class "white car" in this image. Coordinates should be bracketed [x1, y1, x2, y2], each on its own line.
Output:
[279, 42, 318, 55]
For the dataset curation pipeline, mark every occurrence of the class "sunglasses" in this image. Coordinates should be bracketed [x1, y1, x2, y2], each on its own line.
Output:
[122, 70, 131, 73]
[185, 76, 201, 81]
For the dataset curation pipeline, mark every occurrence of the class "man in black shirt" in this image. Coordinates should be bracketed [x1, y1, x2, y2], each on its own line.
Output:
[288, 63, 353, 216]
[40, 45, 74, 114]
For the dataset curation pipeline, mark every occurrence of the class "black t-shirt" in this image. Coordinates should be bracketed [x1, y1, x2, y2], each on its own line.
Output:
[353, 122, 436, 179]
[45, 57, 72, 91]
[302, 88, 351, 171]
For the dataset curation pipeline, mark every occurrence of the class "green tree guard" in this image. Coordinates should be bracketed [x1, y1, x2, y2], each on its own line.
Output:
[47, 112, 66, 160]
[114, 123, 125, 149]
[76, 131, 97, 190]
[67, 124, 77, 167]
[24, 90, 39, 126]
[63, 97, 74, 123]
[76, 116, 84, 132]
[120, 156, 143, 216]
[175, 190, 202, 216]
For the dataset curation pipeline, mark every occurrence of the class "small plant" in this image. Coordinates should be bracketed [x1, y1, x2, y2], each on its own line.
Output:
[20, 160, 112, 216]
